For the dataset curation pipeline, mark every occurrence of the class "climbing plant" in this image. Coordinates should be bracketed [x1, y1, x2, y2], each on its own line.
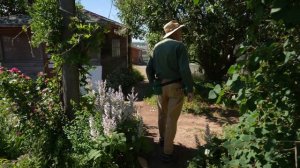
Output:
[29, 0, 104, 73]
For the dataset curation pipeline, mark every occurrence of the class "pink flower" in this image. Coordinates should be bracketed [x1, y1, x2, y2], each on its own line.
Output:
[0, 66, 5, 74]
[37, 72, 45, 77]
[19, 73, 25, 78]
[41, 88, 48, 93]
[19, 73, 31, 80]
[9, 67, 21, 74]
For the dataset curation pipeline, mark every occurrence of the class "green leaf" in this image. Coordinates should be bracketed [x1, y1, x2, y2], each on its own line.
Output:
[208, 90, 217, 99]
[213, 84, 221, 94]
[283, 51, 296, 63]
[227, 65, 236, 75]
[216, 89, 225, 104]
[232, 74, 239, 82]
[270, 8, 281, 14]
[226, 79, 233, 86]
[240, 134, 253, 141]
[193, 0, 200, 5]
[88, 149, 101, 160]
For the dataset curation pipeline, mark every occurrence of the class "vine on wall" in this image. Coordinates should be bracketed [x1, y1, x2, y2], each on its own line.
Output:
[29, 0, 105, 79]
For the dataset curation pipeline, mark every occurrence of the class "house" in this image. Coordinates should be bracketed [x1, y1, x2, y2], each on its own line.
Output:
[132, 41, 149, 63]
[0, 14, 45, 77]
[130, 46, 143, 65]
[0, 10, 130, 80]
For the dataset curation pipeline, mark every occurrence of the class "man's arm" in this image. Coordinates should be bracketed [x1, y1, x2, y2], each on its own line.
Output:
[177, 43, 194, 99]
[146, 56, 155, 84]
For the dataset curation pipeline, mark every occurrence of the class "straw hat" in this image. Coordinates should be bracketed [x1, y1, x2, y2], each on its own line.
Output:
[163, 20, 185, 39]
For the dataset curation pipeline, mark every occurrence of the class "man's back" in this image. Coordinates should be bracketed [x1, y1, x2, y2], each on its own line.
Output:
[152, 38, 182, 80]
[147, 38, 193, 93]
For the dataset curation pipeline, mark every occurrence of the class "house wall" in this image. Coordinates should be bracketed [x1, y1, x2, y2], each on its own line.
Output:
[0, 23, 130, 79]
[101, 25, 128, 78]
[0, 27, 45, 77]
[130, 47, 142, 65]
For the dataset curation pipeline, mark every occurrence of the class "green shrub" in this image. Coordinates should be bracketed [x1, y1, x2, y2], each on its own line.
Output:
[0, 67, 145, 167]
[106, 68, 144, 94]
[197, 2, 300, 167]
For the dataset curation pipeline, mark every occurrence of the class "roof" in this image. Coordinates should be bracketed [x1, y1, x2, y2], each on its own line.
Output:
[0, 9, 123, 28]
[82, 9, 123, 27]
[0, 14, 30, 27]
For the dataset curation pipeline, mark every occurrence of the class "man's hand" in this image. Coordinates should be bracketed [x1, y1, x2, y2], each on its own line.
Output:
[187, 92, 194, 102]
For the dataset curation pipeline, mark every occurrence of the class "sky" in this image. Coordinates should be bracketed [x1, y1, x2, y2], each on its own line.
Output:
[80, 0, 144, 42]
[80, 0, 120, 23]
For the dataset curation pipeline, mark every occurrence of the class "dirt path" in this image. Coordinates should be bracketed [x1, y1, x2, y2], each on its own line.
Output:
[135, 101, 223, 168]
[133, 65, 234, 168]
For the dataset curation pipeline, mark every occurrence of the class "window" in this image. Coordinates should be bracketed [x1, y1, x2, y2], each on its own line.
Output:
[112, 39, 120, 57]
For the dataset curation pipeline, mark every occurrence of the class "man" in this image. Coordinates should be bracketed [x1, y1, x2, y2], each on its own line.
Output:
[146, 20, 194, 162]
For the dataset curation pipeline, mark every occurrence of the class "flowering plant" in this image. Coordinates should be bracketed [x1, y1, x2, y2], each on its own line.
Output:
[63, 81, 144, 167]
[0, 67, 145, 168]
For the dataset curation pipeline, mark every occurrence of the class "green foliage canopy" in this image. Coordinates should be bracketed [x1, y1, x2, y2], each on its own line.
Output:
[203, 0, 300, 167]
[115, 0, 251, 81]
[0, 0, 31, 16]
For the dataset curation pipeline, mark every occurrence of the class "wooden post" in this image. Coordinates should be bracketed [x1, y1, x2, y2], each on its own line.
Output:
[296, 142, 298, 168]
[127, 34, 132, 70]
[60, 0, 79, 120]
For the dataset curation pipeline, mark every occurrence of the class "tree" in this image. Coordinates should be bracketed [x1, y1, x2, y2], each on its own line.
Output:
[115, 0, 251, 81]
[0, 0, 32, 16]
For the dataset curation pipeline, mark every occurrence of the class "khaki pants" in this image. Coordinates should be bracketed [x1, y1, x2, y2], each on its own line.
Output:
[157, 82, 184, 155]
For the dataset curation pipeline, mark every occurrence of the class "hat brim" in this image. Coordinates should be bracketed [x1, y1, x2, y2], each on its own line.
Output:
[163, 25, 185, 39]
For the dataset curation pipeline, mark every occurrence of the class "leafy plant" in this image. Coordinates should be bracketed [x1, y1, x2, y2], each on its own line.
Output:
[106, 68, 144, 94]
[201, 1, 300, 167]
[0, 68, 146, 167]
[115, 0, 251, 81]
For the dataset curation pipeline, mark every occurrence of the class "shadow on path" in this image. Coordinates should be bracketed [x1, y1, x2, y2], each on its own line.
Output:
[142, 132, 198, 168]
[197, 107, 239, 126]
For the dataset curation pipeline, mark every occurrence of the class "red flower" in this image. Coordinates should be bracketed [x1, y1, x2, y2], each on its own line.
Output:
[25, 76, 31, 80]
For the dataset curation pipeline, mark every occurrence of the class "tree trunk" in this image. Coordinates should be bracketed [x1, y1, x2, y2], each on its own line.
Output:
[127, 35, 132, 70]
[60, 0, 79, 120]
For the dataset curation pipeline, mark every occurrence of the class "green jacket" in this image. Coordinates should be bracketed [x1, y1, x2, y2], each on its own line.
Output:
[146, 38, 194, 93]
